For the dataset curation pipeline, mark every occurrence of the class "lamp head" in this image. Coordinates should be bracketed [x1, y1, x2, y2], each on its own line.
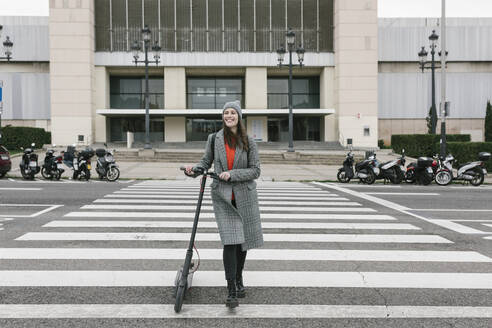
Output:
[142, 25, 151, 42]
[276, 45, 286, 65]
[286, 28, 295, 47]
[131, 40, 141, 60]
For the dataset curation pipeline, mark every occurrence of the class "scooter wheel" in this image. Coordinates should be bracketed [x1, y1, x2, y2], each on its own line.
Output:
[363, 170, 376, 185]
[470, 169, 484, 186]
[106, 167, 120, 182]
[435, 170, 452, 186]
[41, 167, 51, 179]
[337, 170, 350, 183]
[174, 284, 187, 313]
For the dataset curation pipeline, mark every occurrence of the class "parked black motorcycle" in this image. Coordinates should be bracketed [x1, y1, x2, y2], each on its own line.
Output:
[19, 143, 40, 180]
[95, 145, 120, 182]
[337, 151, 377, 184]
[41, 149, 64, 180]
[372, 151, 406, 184]
[72, 147, 95, 181]
[405, 156, 435, 185]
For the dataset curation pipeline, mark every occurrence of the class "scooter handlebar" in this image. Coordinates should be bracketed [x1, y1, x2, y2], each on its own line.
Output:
[180, 166, 220, 180]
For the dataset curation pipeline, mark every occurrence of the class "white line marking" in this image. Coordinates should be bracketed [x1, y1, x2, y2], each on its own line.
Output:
[484, 236, 492, 240]
[15, 232, 451, 243]
[0, 271, 489, 288]
[411, 209, 492, 212]
[315, 182, 485, 235]
[364, 192, 439, 196]
[0, 204, 63, 218]
[81, 204, 371, 212]
[482, 224, 492, 229]
[93, 199, 356, 206]
[127, 186, 318, 190]
[0, 188, 43, 191]
[337, 184, 402, 188]
[106, 194, 342, 200]
[43, 220, 420, 230]
[121, 189, 331, 195]
[64, 212, 395, 220]
[1, 248, 486, 262]
[1, 304, 492, 318]
[424, 220, 491, 234]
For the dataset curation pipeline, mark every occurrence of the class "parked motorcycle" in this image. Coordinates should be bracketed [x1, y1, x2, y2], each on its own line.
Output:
[19, 143, 40, 180]
[337, 151, 377, 184]
[72, 147, 95, 181]
[405, 156, 435, 185]
[41, 148, 64, 180]
[435, 152, 490, 186]
[95, 145, 120, 182]
[372, 151, 406, 184]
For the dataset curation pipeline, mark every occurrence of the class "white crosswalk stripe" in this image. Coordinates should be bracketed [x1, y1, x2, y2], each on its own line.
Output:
[2, 180, 490, 321]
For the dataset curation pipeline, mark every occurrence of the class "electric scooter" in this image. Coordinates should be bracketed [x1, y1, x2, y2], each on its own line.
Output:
[174, 166, 219, 313]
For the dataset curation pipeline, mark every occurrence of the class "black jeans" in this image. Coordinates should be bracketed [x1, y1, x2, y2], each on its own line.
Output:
[223, 199, 247, 281]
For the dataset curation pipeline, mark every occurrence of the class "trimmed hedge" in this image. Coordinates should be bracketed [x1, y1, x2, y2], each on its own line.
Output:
[391, 134, 471, 157]
[0, 126, 51, 151]
[446, 142, 492, 171]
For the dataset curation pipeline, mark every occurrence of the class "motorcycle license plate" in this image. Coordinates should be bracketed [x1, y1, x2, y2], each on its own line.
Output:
[57, 164, 64, 169]
[87, 164, 91, 170]
[29, 161, 37, 167]
[483, 168, 488, 175]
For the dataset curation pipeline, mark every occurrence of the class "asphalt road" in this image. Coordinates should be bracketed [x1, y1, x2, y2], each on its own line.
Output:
[0, 178, 491, 327]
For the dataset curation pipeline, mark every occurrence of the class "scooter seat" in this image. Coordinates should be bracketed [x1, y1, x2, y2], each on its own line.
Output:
[459, 162, 472, 169]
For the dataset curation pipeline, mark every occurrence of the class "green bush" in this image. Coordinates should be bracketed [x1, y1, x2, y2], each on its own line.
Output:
[485, 101, 492, 142]
[446, 142, 492, 171]
[0, 126, 51, 151]
[391, 134, 471, 157]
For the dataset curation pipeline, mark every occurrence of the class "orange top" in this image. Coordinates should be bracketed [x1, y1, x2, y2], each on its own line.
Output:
[225, 140, 236, 200]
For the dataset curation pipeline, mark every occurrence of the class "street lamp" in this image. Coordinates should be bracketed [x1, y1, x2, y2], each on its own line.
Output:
[0, 25, 13, 62]
[276, 28, 305, 153]
[131, 25, 161, 149]
[418, 30, 440, 135]
[418, 30, 448, 156]
[0, 25, 13, 144]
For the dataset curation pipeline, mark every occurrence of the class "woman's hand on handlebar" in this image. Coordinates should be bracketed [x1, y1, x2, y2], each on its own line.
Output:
[184, 165, 194, 176]
[219, 171, 231, 181]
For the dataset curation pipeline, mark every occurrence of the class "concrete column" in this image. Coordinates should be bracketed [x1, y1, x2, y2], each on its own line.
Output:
[49, 0, 95, 146]
[334, 0, 378, 148]
[164, 67, 186, 109]
[165, 116, 186, 142]
[93, 66, 108, 142]
[245, 67, 268, 109]
[320, 67, 336, 142]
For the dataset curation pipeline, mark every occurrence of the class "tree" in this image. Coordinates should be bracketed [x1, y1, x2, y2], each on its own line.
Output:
[426, 106, 433, 134]
[485, 101, 492, 142]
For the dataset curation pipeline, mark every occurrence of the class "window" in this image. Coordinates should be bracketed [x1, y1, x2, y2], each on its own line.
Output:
[187, 77, 243, 109]
[267, 77, 320, 109]
[110, 77, 164, 109]
[186, 118, 224, 141]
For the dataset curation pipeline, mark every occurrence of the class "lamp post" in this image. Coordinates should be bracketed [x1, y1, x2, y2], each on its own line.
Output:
[0, 25, 14, 143]
[131, 25, 161, 149]
[276, 28, 304, 152]
[418, 30, 440, 135]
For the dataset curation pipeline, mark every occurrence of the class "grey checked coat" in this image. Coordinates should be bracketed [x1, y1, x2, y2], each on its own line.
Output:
[194, 129, 264, 251]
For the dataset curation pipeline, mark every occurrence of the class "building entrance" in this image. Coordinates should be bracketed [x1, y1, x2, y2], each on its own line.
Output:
[267, 116, 321, 142]
[109, 117, 164, 142]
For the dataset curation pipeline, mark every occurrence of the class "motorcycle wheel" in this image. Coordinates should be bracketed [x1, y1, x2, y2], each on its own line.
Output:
[420, 173, 433, 186]
[20, 167, 28, 179]
[106, 167, 120, 182]
[470, 169, 484, 186]
[390, 167, 403, 184]
[84, 168, 91, 181]
[53, 170, 61, 180]
[41, 167, 52, 180]
[73, 171, 79, 180]
[337, 170, 351, 183]
[435, 170, 452, 186]
[362, 170, 376, 185]
[405, 170, 416, 183]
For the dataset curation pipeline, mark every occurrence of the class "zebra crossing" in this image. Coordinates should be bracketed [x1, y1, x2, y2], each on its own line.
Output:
[1, 180, 492, 323]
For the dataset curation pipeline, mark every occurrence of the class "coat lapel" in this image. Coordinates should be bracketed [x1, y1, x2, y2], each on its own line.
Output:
[232, 143, 243, 169]
[216, 130, 228, 172]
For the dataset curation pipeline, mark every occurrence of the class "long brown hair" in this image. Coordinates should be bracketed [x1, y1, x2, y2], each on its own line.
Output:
[223, 118, 249, 153]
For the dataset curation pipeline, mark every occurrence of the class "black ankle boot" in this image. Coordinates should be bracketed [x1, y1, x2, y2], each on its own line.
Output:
[225, 280, 239, 308]
[236, 275, 245, 298]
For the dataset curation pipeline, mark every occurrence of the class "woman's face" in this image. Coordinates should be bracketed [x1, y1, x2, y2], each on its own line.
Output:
[223, 108, 239, 129]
